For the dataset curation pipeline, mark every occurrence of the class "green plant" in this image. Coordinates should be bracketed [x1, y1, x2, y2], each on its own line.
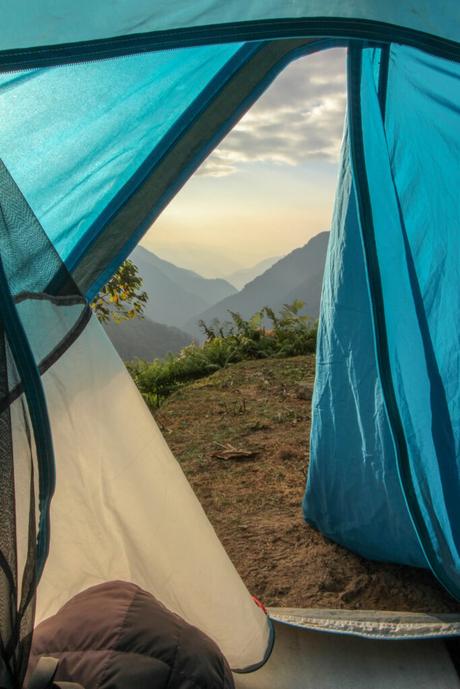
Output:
[199, 300, 317, 360]
[91, 259, 148, 323]
[128, 302, 317, 408]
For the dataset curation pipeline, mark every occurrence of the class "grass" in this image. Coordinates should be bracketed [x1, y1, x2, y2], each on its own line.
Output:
[128, 302, 317, 408]
[150, 353, 460, 613]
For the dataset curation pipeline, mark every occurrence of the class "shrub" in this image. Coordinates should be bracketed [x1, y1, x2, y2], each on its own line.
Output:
[128, 302, 317, 408]
[91, 259, 148, 323]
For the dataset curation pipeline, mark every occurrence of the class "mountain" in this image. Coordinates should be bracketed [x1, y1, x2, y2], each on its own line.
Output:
[104, 317, 192, 361]
[225, 255, 281, 290]
[130, 246, 237, 329]
[186, 232, 329, 338]
[145, 244, 244, 278]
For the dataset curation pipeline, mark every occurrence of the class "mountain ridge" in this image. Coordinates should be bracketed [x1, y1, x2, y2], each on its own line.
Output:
[185, 231, 329, 337]
[104, 316, 192, 361]
[130, 246, 237, 328]
[225, 255, 281, 290]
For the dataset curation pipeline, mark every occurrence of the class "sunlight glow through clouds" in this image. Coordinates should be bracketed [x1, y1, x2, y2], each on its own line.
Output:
[142, 49, 346, 276]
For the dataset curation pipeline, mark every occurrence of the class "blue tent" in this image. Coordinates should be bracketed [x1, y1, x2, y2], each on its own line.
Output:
[304, 44, 460, 598]
[1, 2, 460, 685]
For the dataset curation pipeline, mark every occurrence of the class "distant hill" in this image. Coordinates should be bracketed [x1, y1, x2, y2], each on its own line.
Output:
[145, 245, 243, 278]
[130, 246, 237, 329]
[186, 232, 329, 338]
[225, 255, 281, 290]
[104, 317, 192, 361]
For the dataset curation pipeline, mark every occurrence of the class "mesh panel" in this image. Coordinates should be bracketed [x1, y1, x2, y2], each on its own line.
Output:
[0, 334, 36, 686]
[0, 160, 90, 684]
[0, 325, 17, 684]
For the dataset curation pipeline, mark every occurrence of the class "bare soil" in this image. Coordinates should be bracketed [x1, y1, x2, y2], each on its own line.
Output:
[154, 355, 460, 613]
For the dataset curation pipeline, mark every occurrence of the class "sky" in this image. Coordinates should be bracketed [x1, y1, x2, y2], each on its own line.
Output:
[141, 48, 346, 278]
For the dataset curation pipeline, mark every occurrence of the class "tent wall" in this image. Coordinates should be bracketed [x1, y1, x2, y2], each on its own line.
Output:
[303, 127, 425, 568]
[0, 343, 37, 685]
[0, 160, 90, 684]
[2, 1, 460, 55]
[0, 44, 246, 289]
[304, 44, 460, 596]
[0, 157, 271, 673]
[36, 312, 271, 671]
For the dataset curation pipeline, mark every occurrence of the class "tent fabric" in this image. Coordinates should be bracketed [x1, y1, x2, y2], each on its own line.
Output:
[0, 157, 271, 673]
[0, 158, 91, 684]
[350, 44, 460, 597]
[303, 127, 426, 569]
[0, 159, 89, 571]
[304, 43, 460, 597]
[2, 1, 460, 57]
[234, 617, 460, 689]
[1, 3, 460, 685]
[0, 341, 36, 686]
[36, 312, 271, 672]
[0, 38, 320, 301]
[0, 156, 271, 672]
[0, 43, 245, 286]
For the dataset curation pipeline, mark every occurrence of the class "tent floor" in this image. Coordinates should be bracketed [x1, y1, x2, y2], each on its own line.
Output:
[234, 613, 460, 689]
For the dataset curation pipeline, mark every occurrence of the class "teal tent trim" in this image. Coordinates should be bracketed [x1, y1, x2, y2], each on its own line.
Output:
[376, 44, 390, 113]
[2, 1, 460, 57]
[0, 19, 459, 72]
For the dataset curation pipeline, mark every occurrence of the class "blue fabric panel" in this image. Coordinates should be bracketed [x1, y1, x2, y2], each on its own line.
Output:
[303, 129, 425, 567]
[306, 44, 460, 594]
[355, 45, 460, 594]
[0, 44, 241, 269]
[2, 1, 459, 51]
[384, 46, 460, 435]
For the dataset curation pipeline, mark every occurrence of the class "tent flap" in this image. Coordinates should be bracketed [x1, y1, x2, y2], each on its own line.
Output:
[305, 43, 460, 598]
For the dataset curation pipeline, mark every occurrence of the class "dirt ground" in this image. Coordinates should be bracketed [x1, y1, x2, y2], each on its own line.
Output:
[154, 355, 460, 613]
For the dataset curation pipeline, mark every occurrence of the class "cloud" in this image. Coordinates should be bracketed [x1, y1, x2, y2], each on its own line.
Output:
[198, 48, 346, 177]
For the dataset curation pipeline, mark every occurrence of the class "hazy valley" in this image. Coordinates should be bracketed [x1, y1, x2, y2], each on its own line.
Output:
[105, 232, 329, 361]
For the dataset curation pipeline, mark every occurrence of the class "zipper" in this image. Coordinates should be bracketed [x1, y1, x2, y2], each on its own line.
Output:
[1, 17, 460, 73]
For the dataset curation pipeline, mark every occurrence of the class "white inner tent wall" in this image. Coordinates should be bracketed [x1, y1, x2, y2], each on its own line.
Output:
[30, 307, 270, 671]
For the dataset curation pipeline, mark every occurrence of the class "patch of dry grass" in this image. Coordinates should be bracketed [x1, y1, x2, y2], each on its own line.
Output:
[154, 355, 460, 613]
